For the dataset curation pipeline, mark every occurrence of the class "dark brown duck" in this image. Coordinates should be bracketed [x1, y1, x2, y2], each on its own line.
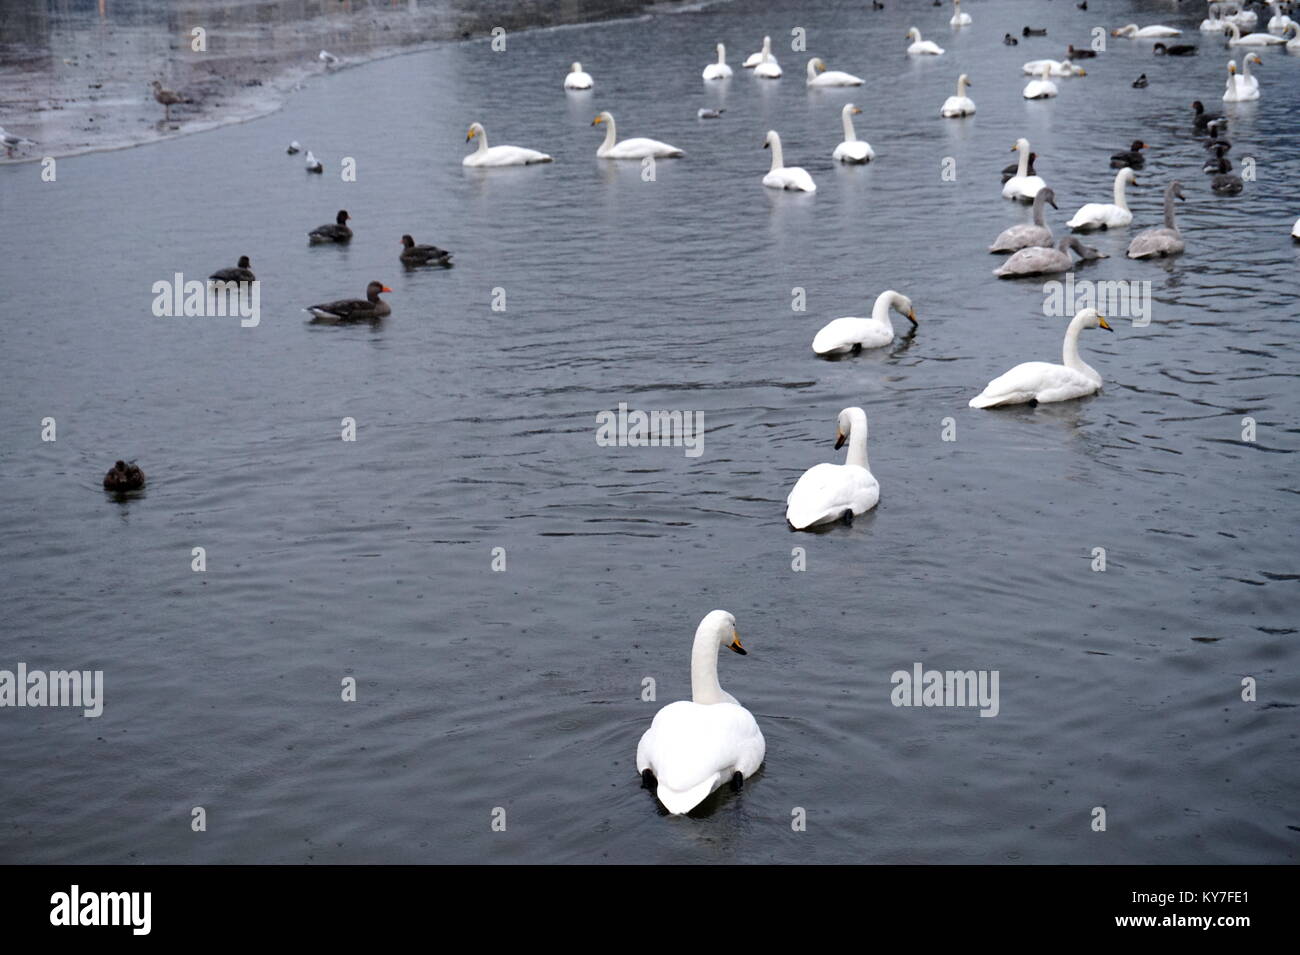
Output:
[400, 234, 453, 267]
[309, 210, 352, 244]
[306, 281, 392, 322]
[103, 460, 145, 492]
[209, 256, 255, 282]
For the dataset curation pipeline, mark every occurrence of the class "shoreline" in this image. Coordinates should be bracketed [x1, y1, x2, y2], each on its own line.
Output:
[0, 0, 672, 164]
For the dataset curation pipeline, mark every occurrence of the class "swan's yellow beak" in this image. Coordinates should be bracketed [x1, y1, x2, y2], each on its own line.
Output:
[834, 431, 847, 450]
[852, 106, 862, 114]
[1077, 69, 1087, 76]
[466, 128, 476, 141]
[1098, 316, 1113, 332]
[1010, 143, 1019, 151]
[907, 308, 918, 325]
[592, 115, 604, 126]
[728, 630, 746, 655]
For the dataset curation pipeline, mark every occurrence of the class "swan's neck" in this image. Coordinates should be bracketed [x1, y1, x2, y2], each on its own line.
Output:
[1016, 147, 1030, 178]
[841, 109, 857, 142]
[762, 37, 771, 56]
[717, 44, 726, 65]
[844, 411, 870, 471]
[1031, 191, 1048, 226]
[768, 136, 785, 172]
[1112, 174, 1131, 210]
[475, 129, 488, 153]
[808, 60, 819, 81]
[1061, 315, 1098, 380]
[1163, 189, 1179, 229]
[871, 292, 899, 333]
[1241, 58, 1253, 81]
[956, 75, 968, 97]
[601, 116, 616, 151]
[690, 634, 729, 705]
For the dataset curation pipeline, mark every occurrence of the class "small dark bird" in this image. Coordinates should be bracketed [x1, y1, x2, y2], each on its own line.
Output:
[1003, 33, 1019, 45]
[309, 209, 352, 244]
[1024, 26, 1047, 37]
[1001, 151, 1037, 184]
[305, 281, 392, 322]
[1203, 146, 1231, 174]
[1153, 42, 1197, 55]
[1132, 73, 1148, 88]
[286, 141, 301, 155]
[1110, 140, 1148, 169]
[400, 234, 452, 267]
[209, 255, 256, 283]
[1203, 124, 1232, 153]
[1077, 1, 1088, 9]
[1192, 100, 1224, 133]
[150, 80, 186, 121]
[1067, 45, 1098, 59]
[872, 0, 883, 8]
[1211, 171, 1243, 195]
[103, 460, 145, 492]
[304, 150, 323, 173]
[697, 107, 725, 119]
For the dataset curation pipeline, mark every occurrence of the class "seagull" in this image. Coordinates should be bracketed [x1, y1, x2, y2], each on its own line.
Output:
[319, 50, 339, 68]
[286, 141, 301, 155]
[150, 80, 186, 121]
[0, 126, 38, 157]
[697, 108, 725, 119]
[305, 150, 323, 173]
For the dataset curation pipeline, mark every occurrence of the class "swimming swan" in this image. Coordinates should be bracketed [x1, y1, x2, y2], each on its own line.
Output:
[812, 290, 916, 356]
[463, 123, 553, 166]
[786, 407, 879, 528]
[832, 104, 875, 163]
[806, 57, 863, 86]
[743, 35, 772, 68]
[1003, 137, 1047, 201]
[1023, 63, 1059, 98]
[1224, 54, 1262, 101]
[1067, 167, 1137, 230]
[1112, 23, 1182, 37]
[940, 74, 976, 116]
[591, 111, 683, 159]
[950, 0, 972, 28]
[969, 308, 1113, 408]
[989, 186, 1057, 252]
[994, 235, 1106, 277]
[636, 610, 765, 815]
[1127, 180, 1186, 258]
[906, 27, 945, 54]
[703, 43, 733, 79]
[762, 130, 816, 191]
[1224, 22, 1285, 44]
[564, 62, 593, 90]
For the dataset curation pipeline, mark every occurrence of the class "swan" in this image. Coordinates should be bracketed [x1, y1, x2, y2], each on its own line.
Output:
[754, 47, 782, 78]
[969, 308, 1113, 408]
[1225, 3, 1259, 29]
[785, 407, 879, 529]
[1127, 180, 1186, 258]
[832, 104, 875, 163]
[703, 43, 733, 79]
[1287, 21, 1300, 51]
[989, 186, 1057, 252]
[1293, 216, 1300, 239]
[1021, 58, 1087, 76]
[1068, 167, 1137, 230]
[940, 74, 976, 117]
[950, 0, 972, 27]
[1113, 23, 1182, 38]
[811, 290, 916, 356]
[1023, 63, 1059, 99]
[762, 130, 816, 192]
[743, 35, 772, 68]
[994, 235, 1106, 277]
[463, 123, 552, 167]
[636, 610, 765, 815]
[906, 27, 945, 55]
[591, 111, 683, 159]
[564, 62, 593, 90]
[1267, 2, 1288, 34]
[1202, 4, 1230, 32]
[806, 57, 863, 86]
[1003, 137, 1047, 201]
[1224, 53, 1262, 100]
[1224, 22, 1285, 45]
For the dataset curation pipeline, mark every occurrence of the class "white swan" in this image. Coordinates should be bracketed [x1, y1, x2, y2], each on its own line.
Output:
[906, 27, 945, 55]
[1224, 21, 1286, 45]
[463, 123, 552, 167]
[1202, 4, 1230, 32]
[636, 610, 765, 815]
[989, 186, 1057, 252]
[762, 130, 816, 192]
[1113, 23, 1182, 38]
[703, 43, 733, 79]
[1287, 20, 1300, 51]
[1292, 216, 1300, 239]
[806, 57, 863, 86]
[743, 35, 772, 68]
[950, 0, 972, 28]
[812, 290, 916, 356]
[1023, 63, 1059, 99]
[1267, 2, 1289, 34]
[1224, 53, 1262, 100]
[1021, 58, 1087, 76]
[1127, 180, 1186, 258]
[1225, 3, 1259, 29]
[832, 104, 875, 163]
[786, 408, 879, 528]
[969, 308, 1113, 408]
[591, 111, 683, 159]
[940, 74, 976, 117]
[1068, 167, 1137, 230]
[754, 47, 782, 78]
[563, 62, 593, 90]
[1003, 137, 1047, 201]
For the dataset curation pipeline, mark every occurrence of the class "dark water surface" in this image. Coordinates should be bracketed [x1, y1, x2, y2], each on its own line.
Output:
[1, 0, 1297, 863]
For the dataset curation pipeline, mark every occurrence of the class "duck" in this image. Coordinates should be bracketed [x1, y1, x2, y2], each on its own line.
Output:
[400, 235, 452, 267]
[743, 36, 772, 68]
[1153, 42, 1198, 55]
[832, 104, 875, 163]
[1203, 144, 1232, 174]
[463, 122, 552, 166]
[762, 130, 815, 192]
[209, 256, 255, 282]
[1193, 99, 1226, 132]
[950, 0, 972, 27]
[1110, 140, 1148, 169]
[149, 80, 186, 121]
[811, 290, 916, 356]
[1023, 64, 1059, 99]
[1223, 54, 1262, 101]
[1132, 73, 1149, 88]
[305, 281, 392, 322]
[1001, 150, 1037, 184]
[1113, 23, 1182, 38]
[308, 209, 352, 244]
[970, 308, 1114, 408]
[785, 408, 879, 529]
[592, 111, 683, 159]
[286, 141, 301, 155]
[872, 0, 884, 8]
[103, 460, 145, 492]
[754, 47, 782, 78]
[1024, 26, 1048, 37]
[806, 57, 863, 86]
[1021, 58, 1087, 76]
[1004, 33, 1020, 46]
[906, 27, 945, 55]
[635, 610, 765, 815]
[994, 235, 1107, 277]
[304, 150, 323, 173]
[563, 62, 593, 90]
[1067, 167, 1137, 230]
[940, 74, 976, 117]
[1066, 44, 1098, 59]
[1203, 120, 1232, 151]
[1223, 22, 1286, 44]
[989, 187, 1057, 252]
[1211, 169, 1244, 194]
[697, 107, 725, 119]
[1003, 138, 1047, 201]
[702, 43, 733, 79]
[1127, 180, 1186, 258]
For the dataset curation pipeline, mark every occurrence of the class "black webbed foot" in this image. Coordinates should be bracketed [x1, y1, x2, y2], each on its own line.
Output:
[641, 769, 656, 790]
[730, 771, 744, 792]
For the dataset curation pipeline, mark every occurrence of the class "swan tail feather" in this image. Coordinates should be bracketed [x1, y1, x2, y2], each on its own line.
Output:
[657, 773, 722, 815]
